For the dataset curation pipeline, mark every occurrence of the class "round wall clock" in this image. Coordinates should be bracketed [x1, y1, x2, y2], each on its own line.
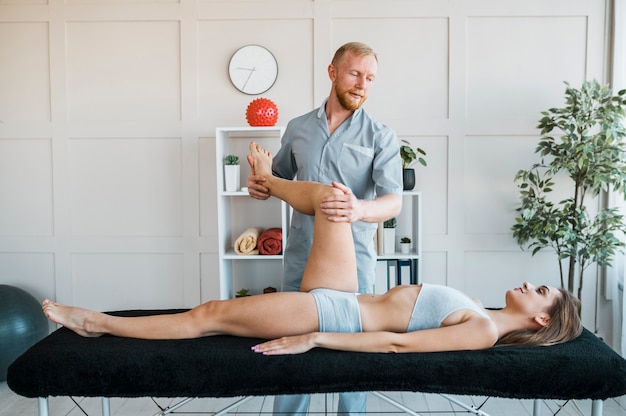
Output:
[228, 45, 278, 95]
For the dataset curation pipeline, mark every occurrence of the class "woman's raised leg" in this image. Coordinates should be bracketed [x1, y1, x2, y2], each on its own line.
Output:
[248, 142, 357, 293]
[41, 143, 360, 340]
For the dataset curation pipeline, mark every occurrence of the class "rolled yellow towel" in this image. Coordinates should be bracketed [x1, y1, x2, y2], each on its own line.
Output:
[234, 227, 263, 255]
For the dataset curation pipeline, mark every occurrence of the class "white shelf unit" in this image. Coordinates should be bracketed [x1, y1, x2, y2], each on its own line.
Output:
[215, 126, 286, 300]
[376, 191, 422, 291]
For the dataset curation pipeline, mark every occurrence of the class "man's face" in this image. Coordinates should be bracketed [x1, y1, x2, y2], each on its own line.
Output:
[330, 51, 377, 111]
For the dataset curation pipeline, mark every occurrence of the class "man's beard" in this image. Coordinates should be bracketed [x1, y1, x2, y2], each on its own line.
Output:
[335, 86, 367, 111]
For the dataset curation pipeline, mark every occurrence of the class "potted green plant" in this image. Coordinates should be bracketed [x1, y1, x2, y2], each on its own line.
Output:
[512, 80, 626, 300]
[235, 288, 250, 298]
[383, 217, 397, 254]
[224, 154, 240, 192]
[400, 236, 411, 254]
[399, 140, 427, 190]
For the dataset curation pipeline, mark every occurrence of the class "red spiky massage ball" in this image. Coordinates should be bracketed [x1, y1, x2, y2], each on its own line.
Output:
[246, 98, 279, 127]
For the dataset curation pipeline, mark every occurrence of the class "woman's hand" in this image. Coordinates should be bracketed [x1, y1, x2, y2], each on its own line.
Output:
[252, 333, 317, 355]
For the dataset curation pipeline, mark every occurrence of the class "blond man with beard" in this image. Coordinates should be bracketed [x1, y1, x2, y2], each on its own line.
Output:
[248, 42, 403, 416]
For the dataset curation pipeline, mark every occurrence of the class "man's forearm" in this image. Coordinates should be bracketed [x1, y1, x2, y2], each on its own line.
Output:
[358, 193, 402, 223]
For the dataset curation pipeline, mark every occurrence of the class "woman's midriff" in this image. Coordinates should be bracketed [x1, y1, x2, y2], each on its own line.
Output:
[357, 284, 422, 332]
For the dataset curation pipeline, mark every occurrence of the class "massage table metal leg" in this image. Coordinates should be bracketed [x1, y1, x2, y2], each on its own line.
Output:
[102, 397, 111, 416]
[591, 399, 603, 416]
[533, 399, 541, 416]
[38, 397, 49, 416]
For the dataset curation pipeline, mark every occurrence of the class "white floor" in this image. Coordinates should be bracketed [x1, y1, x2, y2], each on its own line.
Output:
[3, 383, 626, 416]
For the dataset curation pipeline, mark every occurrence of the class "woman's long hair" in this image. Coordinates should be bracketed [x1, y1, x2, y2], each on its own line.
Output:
[496, 288, 583, 346]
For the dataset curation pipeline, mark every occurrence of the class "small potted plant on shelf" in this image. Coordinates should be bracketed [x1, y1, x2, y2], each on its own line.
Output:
[383, 217, 397, 254]
[400, 140, 427, 191]
[400, 236, 411, 254]
[235, 288, 250, 298]
[224, 154, 240, 192]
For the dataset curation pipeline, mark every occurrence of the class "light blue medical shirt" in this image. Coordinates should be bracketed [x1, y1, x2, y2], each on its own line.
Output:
[272, 99, 403, 293]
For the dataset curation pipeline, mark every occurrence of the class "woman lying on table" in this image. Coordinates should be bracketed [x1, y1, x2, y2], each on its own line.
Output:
[43, 142, 583, 354]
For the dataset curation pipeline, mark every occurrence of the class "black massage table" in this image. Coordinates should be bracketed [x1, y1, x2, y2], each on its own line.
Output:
[8, 309, 626, 416]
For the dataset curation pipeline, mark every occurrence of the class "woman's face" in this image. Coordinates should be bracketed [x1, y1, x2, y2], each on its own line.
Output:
[506, 282, 560, 317]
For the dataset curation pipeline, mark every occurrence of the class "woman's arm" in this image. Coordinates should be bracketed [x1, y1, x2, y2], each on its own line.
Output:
[252, 317, 498, 355]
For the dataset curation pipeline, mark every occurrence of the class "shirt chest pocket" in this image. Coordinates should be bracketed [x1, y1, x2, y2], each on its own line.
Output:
[340, 143, 374, 173]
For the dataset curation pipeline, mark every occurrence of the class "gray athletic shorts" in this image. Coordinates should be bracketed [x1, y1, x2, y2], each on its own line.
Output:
[310, 288, 363, 332]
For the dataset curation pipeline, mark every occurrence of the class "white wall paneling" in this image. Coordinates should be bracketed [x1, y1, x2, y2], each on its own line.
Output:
[0, 139, 53, 236]
[0, 22, 50, 122]
[69, 138, 183, 237]
[71, 253, 185, 311]
[0, 0, 618, 345]
[66, 21, 181, 122]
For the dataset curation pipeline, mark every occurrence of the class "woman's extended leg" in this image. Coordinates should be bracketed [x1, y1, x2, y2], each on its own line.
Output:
[42, 291, 320, 340]
[248, 142, 357, 292]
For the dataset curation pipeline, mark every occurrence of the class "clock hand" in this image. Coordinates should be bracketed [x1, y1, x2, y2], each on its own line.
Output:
[241, 66, 256, 90]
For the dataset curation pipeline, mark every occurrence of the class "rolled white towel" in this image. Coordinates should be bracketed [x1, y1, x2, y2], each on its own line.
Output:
[234, 227, 263, 255]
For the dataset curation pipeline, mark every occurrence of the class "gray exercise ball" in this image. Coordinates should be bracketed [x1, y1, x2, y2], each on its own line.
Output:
[0, 285, 48, 381]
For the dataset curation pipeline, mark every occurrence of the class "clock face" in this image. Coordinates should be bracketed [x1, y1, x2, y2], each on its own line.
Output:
[228, 45, 278, 95]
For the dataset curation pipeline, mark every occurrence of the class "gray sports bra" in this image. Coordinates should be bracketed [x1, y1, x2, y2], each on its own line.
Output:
[407, 283, 491, 332]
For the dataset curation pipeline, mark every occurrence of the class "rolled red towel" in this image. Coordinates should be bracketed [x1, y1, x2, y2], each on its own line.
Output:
[258, 227, 283, 255]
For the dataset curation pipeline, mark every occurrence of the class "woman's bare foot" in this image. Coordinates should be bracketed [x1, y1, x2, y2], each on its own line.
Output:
[42, 299, 104, 337]
[248, 142, 273, 181]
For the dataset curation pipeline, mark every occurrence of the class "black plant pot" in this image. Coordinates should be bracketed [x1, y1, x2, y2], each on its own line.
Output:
[403, 168, 415, 191]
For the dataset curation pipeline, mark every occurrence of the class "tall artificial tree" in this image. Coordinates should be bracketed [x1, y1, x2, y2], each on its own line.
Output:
[512, 80, 626, 300]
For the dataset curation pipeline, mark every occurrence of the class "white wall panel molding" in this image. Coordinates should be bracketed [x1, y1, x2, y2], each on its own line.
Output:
[466, 16, 589, 127]
[329, 0, 596, 18]
[179, 0, 202, 306]
[0, 124, 53, 138]
[0, 22, 50, 122]
[197, 1, 313, 20]
[65, 21, 181, 122]
[68, 137, 184, 237]
[71, 253, 186, 309]
[47, 0, 73, 305]
[64, 4, 182, 21]
[450, 0, 598, 16]
[331, 0, 451, 17]
[0, 234, 211, 255]
[65, 122, 183, 138]
[66, 0, 178, 3]
[312, 0, 332, 105]
[443, 9, 468, 292]
[0, 5, 49, 21]
[0, 139, 54, 236]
